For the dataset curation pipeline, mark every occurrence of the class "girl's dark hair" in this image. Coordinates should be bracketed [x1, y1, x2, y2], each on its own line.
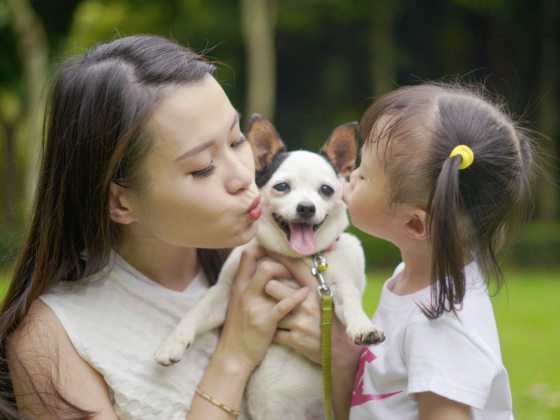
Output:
[360, 83, 537, 319]
[0, 35, 229, 418]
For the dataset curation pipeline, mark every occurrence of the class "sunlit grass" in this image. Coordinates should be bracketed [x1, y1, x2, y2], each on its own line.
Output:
[363, 267, 560, 420]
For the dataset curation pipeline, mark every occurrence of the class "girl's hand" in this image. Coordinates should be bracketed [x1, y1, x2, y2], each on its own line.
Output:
[215, 246, 310, 374]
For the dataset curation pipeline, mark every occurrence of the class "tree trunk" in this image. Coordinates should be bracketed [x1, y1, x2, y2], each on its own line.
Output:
[241, 0, 277, 120]
[7, 0, 48, 212]
[537, 0, 559, 220]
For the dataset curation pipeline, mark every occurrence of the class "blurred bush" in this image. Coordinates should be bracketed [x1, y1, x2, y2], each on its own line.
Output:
[0, 223, 20, 269]
[506, 221, 560, 268]
[348, 220, 560, 270]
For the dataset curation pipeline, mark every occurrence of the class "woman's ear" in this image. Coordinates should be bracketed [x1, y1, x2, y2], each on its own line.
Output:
[109, 183, 138, 225]
[405, 207, 428, 240]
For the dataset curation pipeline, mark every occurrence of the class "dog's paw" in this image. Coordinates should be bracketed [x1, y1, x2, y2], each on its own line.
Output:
[347, 322, 385, 346]
[353, 329, 385, 345]
[154, 331, 194, 366]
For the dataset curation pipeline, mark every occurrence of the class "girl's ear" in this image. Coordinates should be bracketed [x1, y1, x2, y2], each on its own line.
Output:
[109, 183, 138, 225]
[405, 207, 428, 240]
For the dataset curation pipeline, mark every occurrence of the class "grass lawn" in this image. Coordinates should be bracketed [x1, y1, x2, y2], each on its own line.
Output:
[363, 267, 560, 420]
[1, 266, 558, 419]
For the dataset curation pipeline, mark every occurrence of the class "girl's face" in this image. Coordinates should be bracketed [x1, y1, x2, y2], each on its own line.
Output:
[343, 144, 403, 242]
[127, 75, 259, 249]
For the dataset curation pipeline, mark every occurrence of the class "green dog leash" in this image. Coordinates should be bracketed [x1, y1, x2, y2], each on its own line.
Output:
[311, 254, 333, 420]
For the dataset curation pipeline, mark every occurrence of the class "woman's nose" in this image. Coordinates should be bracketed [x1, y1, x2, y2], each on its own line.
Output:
[225, 154, 254, 194]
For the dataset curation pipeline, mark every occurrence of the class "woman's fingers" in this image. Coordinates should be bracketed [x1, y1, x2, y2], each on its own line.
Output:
[264, 279, 299, 301]
[268, 252, 318, 289]
[244, 260, 291, 295]
[269, 287, 309, 323]
[273, 324, 322, 365]
[233, 246, 267, 289]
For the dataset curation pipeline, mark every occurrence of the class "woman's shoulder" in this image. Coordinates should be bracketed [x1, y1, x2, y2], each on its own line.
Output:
[7, 299, 83, 392]
[8, 298, 70, 356]
[7, 299, 118, 417]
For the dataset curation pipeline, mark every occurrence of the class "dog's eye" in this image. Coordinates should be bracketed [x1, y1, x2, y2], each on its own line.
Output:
[273, 182, 290, 192]
[320, 185, 334, 197]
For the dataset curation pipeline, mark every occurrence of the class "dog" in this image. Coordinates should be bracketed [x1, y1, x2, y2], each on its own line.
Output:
[155, 115, 384, 419]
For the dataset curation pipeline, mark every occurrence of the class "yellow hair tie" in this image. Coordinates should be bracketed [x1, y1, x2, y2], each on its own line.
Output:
[449, 145, 474, 170]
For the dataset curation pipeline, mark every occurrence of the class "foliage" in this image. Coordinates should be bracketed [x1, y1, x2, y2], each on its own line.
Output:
[506, 221, 560, 267]
[1, 1, 559, 259]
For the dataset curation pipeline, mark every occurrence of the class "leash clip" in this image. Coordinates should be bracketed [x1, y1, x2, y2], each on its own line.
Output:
[311, 254, 332, 297]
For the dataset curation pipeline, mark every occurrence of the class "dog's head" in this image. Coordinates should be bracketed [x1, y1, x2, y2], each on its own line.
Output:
[246, 114, 358, 257]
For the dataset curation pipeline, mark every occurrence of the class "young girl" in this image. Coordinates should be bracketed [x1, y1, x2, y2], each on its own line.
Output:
[0, 35, 358, 419]
[343, 83, 537, 419]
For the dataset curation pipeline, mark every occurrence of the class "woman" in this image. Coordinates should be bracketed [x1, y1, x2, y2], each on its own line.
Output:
[0, 35, 359, 419]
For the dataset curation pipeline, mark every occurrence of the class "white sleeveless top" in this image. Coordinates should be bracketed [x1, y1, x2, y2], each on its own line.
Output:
[40, 254, 219, 419]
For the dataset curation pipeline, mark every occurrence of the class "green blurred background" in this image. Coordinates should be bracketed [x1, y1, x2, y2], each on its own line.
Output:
[0, 0, 559, 418]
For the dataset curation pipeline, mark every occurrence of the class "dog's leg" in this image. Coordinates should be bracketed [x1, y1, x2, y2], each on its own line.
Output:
[327, 235, 385, 345]
[330, 276, 385, 345]
[154, 249, 242, 366]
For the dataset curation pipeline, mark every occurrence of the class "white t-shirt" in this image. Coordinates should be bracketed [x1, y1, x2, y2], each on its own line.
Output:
[349, 262, 513, 420]
[40, 253, 218, 420]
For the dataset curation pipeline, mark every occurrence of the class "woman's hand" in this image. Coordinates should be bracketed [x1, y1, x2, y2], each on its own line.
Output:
[266, 253, 364, 420]
[264, 277, 322, 363]
[192, 247, 310, 419]
[215, 246, 310, 374]
[264, 254, 362, 367]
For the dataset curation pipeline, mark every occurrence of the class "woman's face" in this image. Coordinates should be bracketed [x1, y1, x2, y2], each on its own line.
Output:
[128, 75, 259, 249]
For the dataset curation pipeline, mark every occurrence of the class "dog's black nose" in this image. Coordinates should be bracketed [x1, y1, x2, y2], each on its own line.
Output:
[297, 202, 316, 219]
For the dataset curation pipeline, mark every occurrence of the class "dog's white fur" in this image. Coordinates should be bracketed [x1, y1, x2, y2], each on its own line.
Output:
[155, 117, 383, 419]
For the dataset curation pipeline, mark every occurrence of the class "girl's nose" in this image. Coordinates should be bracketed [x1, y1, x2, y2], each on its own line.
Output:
[349, 169, 358, 188]
[342, 180, 350, 204]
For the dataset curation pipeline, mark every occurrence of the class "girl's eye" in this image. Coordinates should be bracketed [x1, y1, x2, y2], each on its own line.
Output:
[191, 163, 216, 179]
[273, 182, 290, 192]
[320, 185, 334, 197]
[232, 135, 247, 149]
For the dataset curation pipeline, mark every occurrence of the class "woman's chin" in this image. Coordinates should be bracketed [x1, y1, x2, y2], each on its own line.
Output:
[234, 223, 259, 246]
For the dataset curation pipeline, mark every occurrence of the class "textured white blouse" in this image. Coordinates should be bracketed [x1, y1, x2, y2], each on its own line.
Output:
[40, 254, 218, 419]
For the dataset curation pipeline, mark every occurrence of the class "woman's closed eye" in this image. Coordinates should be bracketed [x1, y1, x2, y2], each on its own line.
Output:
[191, 162, 216, 179]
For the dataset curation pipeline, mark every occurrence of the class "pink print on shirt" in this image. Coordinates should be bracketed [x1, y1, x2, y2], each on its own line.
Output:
[351, 347, 401, 407]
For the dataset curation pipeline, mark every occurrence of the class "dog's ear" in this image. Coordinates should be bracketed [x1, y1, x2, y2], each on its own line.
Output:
[320, 122, 358, 179]
[246, 114, 286, 171]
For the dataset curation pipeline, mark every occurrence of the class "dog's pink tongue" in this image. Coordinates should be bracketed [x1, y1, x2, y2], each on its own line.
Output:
[289, 223, 316, 255]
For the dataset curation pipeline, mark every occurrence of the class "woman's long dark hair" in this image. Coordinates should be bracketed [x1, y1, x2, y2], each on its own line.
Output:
[360, 83, 537, 318]
[0, 35, 229, 418]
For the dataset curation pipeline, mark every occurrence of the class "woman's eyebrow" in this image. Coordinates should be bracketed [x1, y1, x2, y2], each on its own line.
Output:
[175, 140, 215, 161]
[175, 112, 241, 162]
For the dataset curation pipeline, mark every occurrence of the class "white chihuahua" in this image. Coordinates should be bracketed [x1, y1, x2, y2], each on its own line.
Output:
[155, 115, 384, 419]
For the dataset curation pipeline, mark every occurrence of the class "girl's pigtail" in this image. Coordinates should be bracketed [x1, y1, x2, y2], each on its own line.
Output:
[425, 154, 467, 319]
